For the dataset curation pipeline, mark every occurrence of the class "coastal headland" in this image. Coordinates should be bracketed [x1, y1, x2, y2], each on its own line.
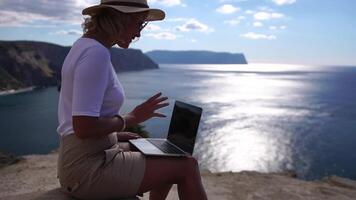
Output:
[0, 40, 248, 94]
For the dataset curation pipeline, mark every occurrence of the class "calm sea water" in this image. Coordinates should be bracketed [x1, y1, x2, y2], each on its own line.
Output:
[1, 64, 356, 180]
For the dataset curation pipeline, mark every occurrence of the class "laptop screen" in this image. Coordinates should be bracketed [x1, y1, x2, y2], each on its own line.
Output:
[167, 101, 202, 154]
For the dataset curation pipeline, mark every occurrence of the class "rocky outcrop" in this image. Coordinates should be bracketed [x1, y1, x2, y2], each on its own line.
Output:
[0, 41, 63, 91]
[1, 153, 356, 200]
[0, 152, 23, 168]
[146, 50, 248, 64]
[110, 48, 158, 72]
[0, 40, 159, 92]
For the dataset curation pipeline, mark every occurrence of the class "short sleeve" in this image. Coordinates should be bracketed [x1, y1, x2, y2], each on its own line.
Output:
[72, 46, 110, 117]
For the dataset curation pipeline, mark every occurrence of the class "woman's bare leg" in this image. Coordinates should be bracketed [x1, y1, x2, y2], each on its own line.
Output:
[149, 184, 173, 200]
[118, 142, 174, 198]
[138, 156, 207, 200]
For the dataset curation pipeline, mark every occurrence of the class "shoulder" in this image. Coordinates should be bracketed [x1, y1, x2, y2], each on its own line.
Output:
[84, 45, 110, 60]
[76, 38, 110, 60]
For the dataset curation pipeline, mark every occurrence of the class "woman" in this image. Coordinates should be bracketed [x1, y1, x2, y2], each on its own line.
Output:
[56, 0, 208, 199]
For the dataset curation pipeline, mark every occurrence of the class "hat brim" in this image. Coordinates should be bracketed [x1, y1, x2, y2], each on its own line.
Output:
[82, 5, 165, 21]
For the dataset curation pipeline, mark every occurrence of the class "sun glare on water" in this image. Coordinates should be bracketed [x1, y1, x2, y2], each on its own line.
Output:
[192, 64, 313, 173]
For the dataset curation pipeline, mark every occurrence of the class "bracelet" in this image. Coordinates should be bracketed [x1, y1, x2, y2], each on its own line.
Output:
[115, 114, 126, 132]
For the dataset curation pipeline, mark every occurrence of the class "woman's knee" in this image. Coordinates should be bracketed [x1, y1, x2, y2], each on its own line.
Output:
[181, 156, 199, 177]
[185, 156, 198, 167]
[141, 157, 199, 185]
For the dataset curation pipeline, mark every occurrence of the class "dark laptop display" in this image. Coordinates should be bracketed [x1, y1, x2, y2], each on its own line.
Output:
[129, 100, 203, 157]
[167, 101, 202, 154]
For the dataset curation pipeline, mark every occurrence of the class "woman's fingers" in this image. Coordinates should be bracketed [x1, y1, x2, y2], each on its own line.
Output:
[144, 93, 169, 110]
[150, 96, 168, 105]
[146, 92, 162, 103]
[128, 132, 141, 138]
[152, 113, 166, 118]
[152, 102, 169, 110]
[134, 93, 169, 121]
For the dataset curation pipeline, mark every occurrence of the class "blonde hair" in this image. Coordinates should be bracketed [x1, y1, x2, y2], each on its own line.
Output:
[82, 8, 147, 37]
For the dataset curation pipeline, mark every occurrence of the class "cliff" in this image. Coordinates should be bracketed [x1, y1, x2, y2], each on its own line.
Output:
[146, 50, 248, 64]
[1, 153, 356, 200]
[0, 40, 158, 92]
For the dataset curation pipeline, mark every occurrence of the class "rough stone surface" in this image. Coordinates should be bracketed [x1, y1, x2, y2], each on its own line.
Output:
[1, 153, 356, 200]
[0, 152, 23, 168]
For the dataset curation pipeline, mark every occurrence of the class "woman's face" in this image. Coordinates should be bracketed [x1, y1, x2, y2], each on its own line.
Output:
[115, 16, 146, 49]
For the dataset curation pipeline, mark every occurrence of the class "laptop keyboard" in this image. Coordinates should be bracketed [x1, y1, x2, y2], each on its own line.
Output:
[147, 140, 185, 155]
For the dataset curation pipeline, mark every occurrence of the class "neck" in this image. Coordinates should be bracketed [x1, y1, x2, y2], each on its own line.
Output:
[83, 32, 114, 49]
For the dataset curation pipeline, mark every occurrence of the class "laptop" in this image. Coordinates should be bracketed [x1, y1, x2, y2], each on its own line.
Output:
[129, 101, 202, 156]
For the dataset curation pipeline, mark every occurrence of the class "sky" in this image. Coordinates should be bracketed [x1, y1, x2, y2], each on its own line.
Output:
[0, 0, 355, 66]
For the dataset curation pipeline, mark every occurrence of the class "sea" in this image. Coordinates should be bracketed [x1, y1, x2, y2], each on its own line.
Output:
[1, 64, 356, 181]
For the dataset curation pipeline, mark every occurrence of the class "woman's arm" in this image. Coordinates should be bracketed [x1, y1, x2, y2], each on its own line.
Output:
[73, 115, 125, 139]
[73, 92, 169, 139]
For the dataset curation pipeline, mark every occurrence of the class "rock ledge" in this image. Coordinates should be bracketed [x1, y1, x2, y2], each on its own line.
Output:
[1, 153, 356, 200]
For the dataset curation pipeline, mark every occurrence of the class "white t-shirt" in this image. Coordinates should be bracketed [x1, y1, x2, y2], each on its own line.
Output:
[57, 38, 125, 137]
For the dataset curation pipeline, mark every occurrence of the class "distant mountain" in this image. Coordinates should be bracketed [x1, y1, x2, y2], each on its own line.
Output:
[146, 50, 248, 64]
[0, 40, 158, 92]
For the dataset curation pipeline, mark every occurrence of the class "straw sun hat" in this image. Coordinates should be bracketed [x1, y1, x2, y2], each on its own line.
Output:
[82, 0, 166, 21]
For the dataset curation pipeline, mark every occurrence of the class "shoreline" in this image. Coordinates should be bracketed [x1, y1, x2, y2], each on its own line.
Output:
[0, 86, 36, 96]
[1, 153, 356, 200]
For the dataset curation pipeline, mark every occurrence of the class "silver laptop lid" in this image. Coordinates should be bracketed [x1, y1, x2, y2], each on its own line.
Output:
[167, 101, 203, 154]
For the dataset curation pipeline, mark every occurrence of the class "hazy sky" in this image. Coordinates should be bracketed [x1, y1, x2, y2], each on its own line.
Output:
[0, 0, 355, 66]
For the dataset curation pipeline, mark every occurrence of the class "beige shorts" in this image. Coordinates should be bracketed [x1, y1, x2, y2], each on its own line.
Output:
[57, 132, 146, 199]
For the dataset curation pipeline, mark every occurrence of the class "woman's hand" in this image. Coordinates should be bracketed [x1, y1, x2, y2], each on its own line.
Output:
[124, 92, 169, 126]
[117, 132, 141, 141]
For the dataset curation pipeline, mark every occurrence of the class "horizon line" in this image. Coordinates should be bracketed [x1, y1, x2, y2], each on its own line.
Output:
[1, 39, 355, 66]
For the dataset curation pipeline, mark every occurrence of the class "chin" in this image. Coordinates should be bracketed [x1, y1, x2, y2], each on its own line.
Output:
[117, 41, 130, 49]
